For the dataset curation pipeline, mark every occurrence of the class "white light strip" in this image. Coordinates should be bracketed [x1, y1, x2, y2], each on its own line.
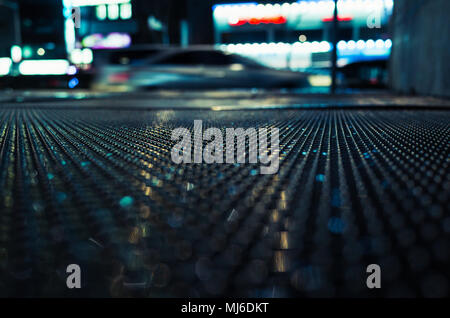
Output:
[19, 60, 70, 75]
[224, 41, 332, 54]
[0, 57, 12, 76]
[70, 0, 130, 7]
[65, 19, 76, 54]
[223, 39, 392, 54]
[337, 39, 392, 51]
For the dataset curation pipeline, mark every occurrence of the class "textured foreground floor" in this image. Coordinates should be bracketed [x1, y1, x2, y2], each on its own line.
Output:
[0, 102, 449, 297]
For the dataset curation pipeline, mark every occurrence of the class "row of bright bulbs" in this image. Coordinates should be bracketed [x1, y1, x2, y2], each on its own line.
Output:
[96, 3, 132, 21]
[70, 48, 94, 65]
[222, 39, 392, 54]
[338, 39, 392, 50]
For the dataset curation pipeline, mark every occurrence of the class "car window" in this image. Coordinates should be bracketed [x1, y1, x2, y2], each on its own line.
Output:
[109, 49, 163, 65]
[154, 51, 263, 68]
[155, 51, 230, 66]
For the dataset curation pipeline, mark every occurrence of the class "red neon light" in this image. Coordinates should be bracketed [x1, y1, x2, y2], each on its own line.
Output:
[322, 16, 353, 22]
[229, 15, 287, 26]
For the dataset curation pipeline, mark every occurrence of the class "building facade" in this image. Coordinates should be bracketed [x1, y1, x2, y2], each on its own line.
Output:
[212, 0, 394, 70]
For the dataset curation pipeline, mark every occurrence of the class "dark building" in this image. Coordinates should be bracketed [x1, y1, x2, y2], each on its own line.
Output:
[0, 1, 20, 57]
[390, 0, 450, 97]
[18, 0, 66, 59]
[73, 0, 213, 47]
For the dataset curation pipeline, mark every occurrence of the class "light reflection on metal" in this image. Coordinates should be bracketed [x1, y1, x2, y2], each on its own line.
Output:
[273, 250, 288, 272]
[279, 231, 289, 250]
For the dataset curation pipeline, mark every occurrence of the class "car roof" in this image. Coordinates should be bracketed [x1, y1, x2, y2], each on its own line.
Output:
[145, 47, 266, 68]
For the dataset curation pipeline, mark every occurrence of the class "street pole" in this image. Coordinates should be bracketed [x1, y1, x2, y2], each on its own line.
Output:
[331, 0, 338, 94]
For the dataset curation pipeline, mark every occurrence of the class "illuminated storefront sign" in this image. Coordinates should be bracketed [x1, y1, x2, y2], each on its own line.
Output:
[219, 39, 391, 69]
[213, 0, 394, 39]
[213, 1, 394, 69]
[229, 15, 287, 26]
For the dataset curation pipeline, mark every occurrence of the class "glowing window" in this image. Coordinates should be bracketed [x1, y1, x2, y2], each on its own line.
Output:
[108, 4, 119, 20]
[120, 3, 132, 19]
[96, 5, 107, 20]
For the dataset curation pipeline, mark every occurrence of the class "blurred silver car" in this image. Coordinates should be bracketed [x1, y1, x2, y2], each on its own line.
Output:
[93, 47, 310, 91]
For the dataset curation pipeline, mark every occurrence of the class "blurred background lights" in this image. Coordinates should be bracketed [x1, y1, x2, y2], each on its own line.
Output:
[96, 4, 107, 20]
[347, 41, 357, 50]
[23, 46, 33, 59]
[11, 45, 22, 63]
[68, 77, 79, 88]
[37, 48, 46, 56]
[19, 60, 70, 75]
[376, 39, 385, 48]
[221, 39, 391, 70]
[337, 41, 347, 50]
[0, 58, 12, 76]
[70, 49, 84, 64]
[67, 65, 78, 75]
[120, 3, 132, 19]
[356, 40, 366, 50]
[108, 4, 119, 20]
[366, 39, 375, 49]
[385, 39, 393, 49]
[71, 0, 131, 6]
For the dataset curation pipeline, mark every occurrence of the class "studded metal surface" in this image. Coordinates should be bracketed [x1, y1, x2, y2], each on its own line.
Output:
[0, 106, 449, 297]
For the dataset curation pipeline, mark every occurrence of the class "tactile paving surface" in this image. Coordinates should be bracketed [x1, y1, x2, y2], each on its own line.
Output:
[0, 106, 449, 297]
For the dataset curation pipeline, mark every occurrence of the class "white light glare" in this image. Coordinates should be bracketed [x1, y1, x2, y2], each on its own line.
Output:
[223, 39, 392, 55]
[375, 39, 385, 48]
[11, 45, 22, 63]
[120, 3, 132, 19]
[347, 40, 356, 50]
[65, 19, 76, 53]
[96, 5, 107, 20]
[337, 41, 347, 50]
[19, 60, 70, 75]
[385, 39, 392, 49]
[0, 58, 12, 76]
[82, 48, 94, 64]
[366, 39, 375, 49]
[108, 4, 119, 20]
[70, 49, 83, 64]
